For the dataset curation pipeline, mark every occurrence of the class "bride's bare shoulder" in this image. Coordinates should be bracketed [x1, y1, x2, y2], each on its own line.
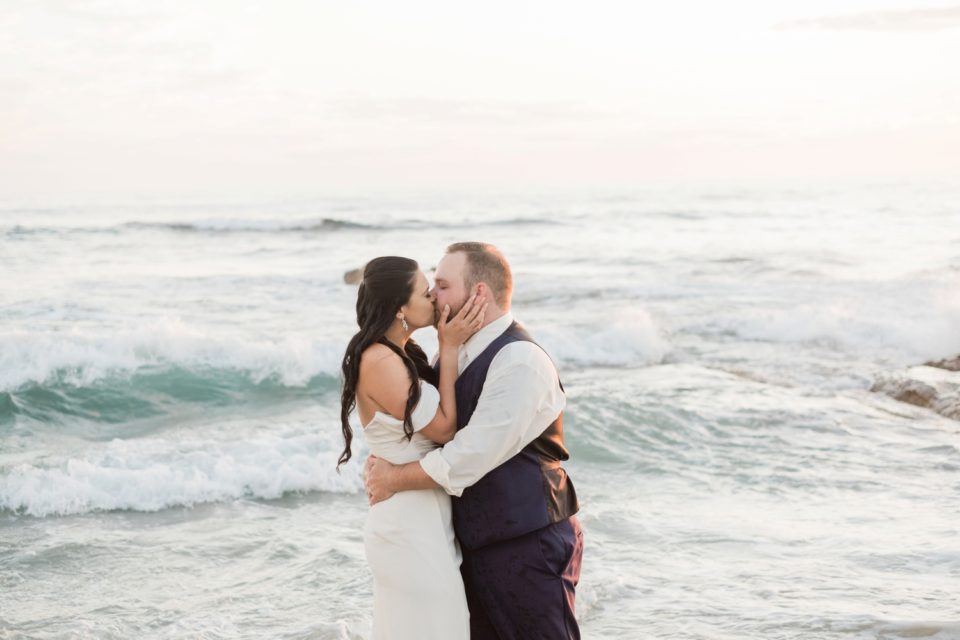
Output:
[357, 344, 411, 417]
[360, 342, 397, 365]
[358, 344, 408, 380]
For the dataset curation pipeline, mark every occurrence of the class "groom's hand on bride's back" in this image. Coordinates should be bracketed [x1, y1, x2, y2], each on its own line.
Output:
[364, 455, 397, 506]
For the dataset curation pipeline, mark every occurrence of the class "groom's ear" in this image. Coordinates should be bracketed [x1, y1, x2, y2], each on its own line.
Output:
[473, 283, 487, 299]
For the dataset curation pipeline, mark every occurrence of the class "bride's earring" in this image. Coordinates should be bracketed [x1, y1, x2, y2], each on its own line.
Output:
[399, 314, 409, 332]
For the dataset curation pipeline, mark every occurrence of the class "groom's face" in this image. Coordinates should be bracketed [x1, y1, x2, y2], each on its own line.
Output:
[431, 252, 471, 327]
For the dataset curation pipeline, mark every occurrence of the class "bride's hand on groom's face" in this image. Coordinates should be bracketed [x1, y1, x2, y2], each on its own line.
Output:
[364, 455, 396, 506]
[438, 293, 488, 347]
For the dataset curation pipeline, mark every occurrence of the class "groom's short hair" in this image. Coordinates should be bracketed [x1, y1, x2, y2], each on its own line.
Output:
[446, 242, 512, 308]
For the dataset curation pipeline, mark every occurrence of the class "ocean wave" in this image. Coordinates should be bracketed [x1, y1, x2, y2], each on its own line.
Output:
[1, 366, 339, 425]
[535, 309, 671, 367]
[2, 217, 377, 236]
[0, 431, 364, 517]
[704, 278, 960, 363]
[0, 312, 674, 425]
[0, 320, 345, 423]
[0, 319, 343, 393]
[733, 308, 960, 362]
[3, 214, 561, 236]
[122, 217, 375, 233]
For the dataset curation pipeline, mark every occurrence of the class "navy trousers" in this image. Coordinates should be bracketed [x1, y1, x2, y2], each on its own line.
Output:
[460, 516, 583, 640]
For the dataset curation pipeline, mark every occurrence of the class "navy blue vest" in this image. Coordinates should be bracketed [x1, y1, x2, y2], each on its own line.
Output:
[445, 321, 579, 550]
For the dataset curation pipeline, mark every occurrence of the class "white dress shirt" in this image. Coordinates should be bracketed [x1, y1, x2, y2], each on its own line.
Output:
[419, 313, 566, 497]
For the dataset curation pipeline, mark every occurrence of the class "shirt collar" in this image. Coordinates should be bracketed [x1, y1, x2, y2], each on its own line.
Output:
[461, 312, 514, 370]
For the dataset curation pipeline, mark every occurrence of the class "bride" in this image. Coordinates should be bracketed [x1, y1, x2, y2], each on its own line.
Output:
[338, 256, 486, 640]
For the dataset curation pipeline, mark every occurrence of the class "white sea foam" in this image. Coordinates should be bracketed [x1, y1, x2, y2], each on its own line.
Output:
[0, 318, 344, 392]
[0, 430, 364, 517]
[709, 276, 960, 363]
[535, 309, 671, 367]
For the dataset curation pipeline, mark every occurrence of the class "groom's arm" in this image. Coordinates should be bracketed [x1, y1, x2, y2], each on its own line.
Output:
[422, 343, 563, 496]
[365, 455, 437, 504]
[365, 342, 563, 504]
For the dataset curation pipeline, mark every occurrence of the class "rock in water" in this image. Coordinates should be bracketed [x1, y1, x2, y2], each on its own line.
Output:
[871, 365, 960, 420]
[343, 267, 363, 285]
[924, 355, 960, 372]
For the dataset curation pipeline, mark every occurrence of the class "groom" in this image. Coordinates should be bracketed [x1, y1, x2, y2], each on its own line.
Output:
[365, 242, 583, 640]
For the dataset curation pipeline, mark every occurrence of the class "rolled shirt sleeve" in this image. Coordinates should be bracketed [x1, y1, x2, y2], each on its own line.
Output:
[419, 341, 565, 497]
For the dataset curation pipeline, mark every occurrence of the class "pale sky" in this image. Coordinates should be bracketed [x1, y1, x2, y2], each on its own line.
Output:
[1, 0, 959, 197]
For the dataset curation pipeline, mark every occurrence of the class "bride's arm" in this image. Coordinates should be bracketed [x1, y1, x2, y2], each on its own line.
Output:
[416, 342, 460, 444]
[418, 295, 487, 444]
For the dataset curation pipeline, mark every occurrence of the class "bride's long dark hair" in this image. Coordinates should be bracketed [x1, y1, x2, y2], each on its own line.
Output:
[338, 257, 438, 470]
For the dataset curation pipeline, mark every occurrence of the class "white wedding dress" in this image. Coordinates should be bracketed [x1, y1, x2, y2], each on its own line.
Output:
[361, 381, 470, 640]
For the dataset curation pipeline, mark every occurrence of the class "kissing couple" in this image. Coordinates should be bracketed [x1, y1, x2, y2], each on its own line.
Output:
[338, 242, 583, 639]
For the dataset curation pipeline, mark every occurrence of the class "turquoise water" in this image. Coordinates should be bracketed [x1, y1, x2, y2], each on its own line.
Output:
[2, 183, 959, 638]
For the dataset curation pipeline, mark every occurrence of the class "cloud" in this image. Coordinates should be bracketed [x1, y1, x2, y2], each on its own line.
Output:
[775, 6, 960, 31]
